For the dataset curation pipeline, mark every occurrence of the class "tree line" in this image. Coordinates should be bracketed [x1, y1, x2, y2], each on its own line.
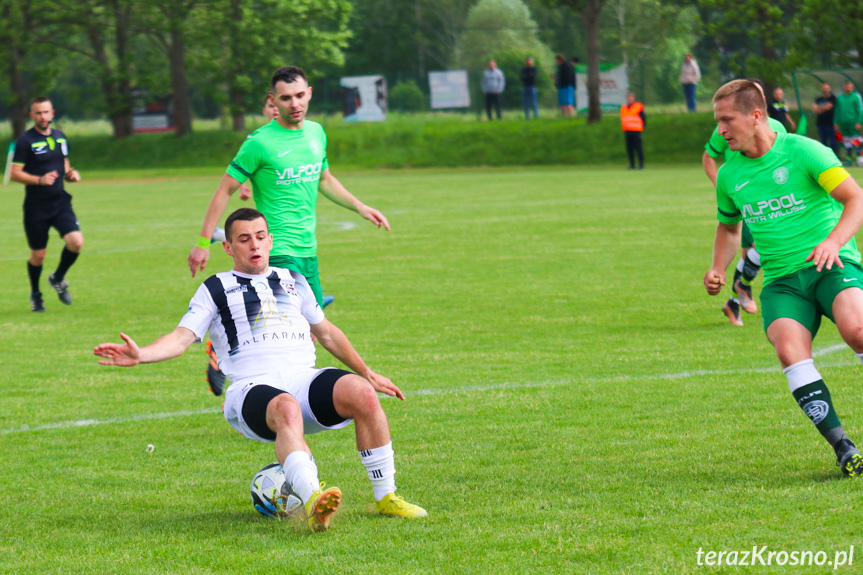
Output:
[1, 0, 861, 139]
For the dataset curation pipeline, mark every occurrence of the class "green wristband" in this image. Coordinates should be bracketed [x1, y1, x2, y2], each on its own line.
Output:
[196, 235, 211, 249]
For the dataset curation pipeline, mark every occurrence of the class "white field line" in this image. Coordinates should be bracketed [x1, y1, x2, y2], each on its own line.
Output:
[1, 345, 857, 436]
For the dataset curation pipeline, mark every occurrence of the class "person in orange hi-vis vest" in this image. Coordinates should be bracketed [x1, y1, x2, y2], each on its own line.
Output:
[620, 92, 646, 170]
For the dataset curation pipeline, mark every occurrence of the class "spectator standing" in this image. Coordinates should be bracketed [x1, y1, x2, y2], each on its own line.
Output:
[767, 87, 797, 132]
[680, 54, 701, 112]
[835, 81, 863, 165]
[520, 58, 538, 120]
[554, 54, 575, 117]
[813, 83, 837, 153]
[481, 60, 505, 121]
[620, 92, 645, 170]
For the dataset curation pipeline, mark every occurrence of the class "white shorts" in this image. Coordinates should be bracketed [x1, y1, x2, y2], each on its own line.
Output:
[223, 367, 353, 442]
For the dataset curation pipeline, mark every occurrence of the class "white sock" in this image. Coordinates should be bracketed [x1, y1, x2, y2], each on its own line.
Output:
[856, 351, 863, 367]
[282, 451, 320, 504]
[783, 359, 821, 393]
[359, 442, 396, 502]
[736, 258, 745, 272]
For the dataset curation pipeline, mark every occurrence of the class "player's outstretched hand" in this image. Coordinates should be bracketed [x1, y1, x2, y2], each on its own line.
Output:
[367, 371, 405, 400]
[703, 269, 726, 296]
[94, 333, 141, 367]
[359, 205, 391, 231]
[188, 246, 210, 278]
[806, 238, 844, 272]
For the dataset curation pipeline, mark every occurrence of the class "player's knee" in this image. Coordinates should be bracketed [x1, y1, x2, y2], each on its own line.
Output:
[268, 394, 303, 429]
[774, 342, 808, 367]
[842, 325, 863, 354]
[29, 252, 46, 266]
[65, 234, 84, 252]
[336, 376, 381, 418]
[353, 379, 383, 416]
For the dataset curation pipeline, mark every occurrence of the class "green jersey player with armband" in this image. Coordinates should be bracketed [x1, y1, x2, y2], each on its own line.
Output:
[704, 79, 863, 477]
[702, 79, 787, 326]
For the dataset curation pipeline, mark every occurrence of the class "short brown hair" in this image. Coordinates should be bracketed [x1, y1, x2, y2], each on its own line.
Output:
[225, 208, 268, 242]
[713, 79, 767, 115]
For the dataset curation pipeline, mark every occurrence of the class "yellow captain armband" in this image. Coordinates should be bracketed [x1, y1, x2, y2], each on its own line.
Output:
[818, 166, 851, 193]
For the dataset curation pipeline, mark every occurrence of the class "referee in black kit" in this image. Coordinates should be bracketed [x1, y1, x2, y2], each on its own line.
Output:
[10, 97, 82, 312]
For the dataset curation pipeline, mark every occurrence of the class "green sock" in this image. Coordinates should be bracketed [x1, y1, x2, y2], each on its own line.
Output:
[792, 380, 842, 440]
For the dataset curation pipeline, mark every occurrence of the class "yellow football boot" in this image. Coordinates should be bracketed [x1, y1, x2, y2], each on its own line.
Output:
[375, 493, 428, 518]
[305, 485, 342, 532]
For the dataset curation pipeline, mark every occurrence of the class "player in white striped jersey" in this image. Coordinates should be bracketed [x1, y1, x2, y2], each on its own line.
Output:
[94, 208, 426, 531]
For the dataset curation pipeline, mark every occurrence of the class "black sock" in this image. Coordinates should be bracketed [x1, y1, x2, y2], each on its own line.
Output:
[741, 252, 760, 284]
[27, 262, 42, 293]
[53, 248, 79, 283]
[792, 380, 843, 443]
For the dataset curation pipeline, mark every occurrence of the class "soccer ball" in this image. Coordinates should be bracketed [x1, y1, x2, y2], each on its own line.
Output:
[211, 227, 226, 243]
[250, 462, 303, 518]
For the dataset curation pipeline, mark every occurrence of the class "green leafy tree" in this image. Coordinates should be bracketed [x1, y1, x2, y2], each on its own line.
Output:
[344, 0, 473, 88]
[698, 0, 796, 90]
[791, 0, 863, 69]
[454, 0, 555, 107]
[390, 80, 427, 112]
[0, 0, 61, 137]
[604, 0, 701, 104]
[539, 0, 606, 123]
[193, 0, 351, 132]
[137, 0, 203, 136]
[48, 0, 137, 139]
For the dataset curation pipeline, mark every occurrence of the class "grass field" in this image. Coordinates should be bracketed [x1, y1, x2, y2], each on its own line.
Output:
[1, 165, 862, 574]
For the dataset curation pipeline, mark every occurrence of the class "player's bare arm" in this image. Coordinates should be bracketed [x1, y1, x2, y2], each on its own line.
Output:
[188, 174, 244, 277]
[806, 177, 863, 272]
[704, 222, 742, 295]
[10, 164, 59, 186]
[702, 151, 719, 187]
[310, 319, 404, 400]
[318, 169, 391, 231]
[94, 327, 196, 367]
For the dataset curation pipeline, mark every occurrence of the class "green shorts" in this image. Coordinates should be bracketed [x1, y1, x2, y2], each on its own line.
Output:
[761, 257, 863, 335]
[269, 254, 323, 306]
[741, 222, 754, 250]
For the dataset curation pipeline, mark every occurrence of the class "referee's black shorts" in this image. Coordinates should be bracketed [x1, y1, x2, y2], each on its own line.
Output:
[23, 195, 80, 251]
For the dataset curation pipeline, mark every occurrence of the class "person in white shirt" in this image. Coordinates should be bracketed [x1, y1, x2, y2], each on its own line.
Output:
[94, 207, 427, 532]
[481, 59, 506, 120]
[680, 54, 701, 112]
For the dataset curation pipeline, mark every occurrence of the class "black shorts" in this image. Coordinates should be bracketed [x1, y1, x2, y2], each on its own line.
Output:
[241, 368, 352, 440]
[23, 197, 80, 251]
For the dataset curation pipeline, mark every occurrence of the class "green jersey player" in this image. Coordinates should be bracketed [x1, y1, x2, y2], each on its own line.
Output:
[703, 113, 787, 325]
[704, 79, 863, 477]
[189, 66, 389, 295]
